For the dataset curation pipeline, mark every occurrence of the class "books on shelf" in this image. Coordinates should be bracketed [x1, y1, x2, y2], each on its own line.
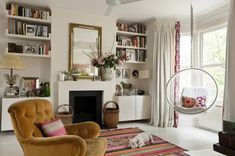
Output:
[8, 19, 50, 38]
[6, 3, 50, 20]
[8, 42, 50, 56]
[116, 48, 146, 62]
[116, 22, 146, 34]
[116, 35, 146, 48]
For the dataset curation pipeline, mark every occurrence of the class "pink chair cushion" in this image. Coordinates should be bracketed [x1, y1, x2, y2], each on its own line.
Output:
[40, 118, 67, 137]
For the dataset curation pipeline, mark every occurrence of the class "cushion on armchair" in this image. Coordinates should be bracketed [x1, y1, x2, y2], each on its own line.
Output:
[40, 118, 67, 137]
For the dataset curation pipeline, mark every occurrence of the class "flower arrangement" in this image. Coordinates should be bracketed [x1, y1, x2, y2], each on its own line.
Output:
[92, 53, 128, 70]
[84, 46, 128, 71]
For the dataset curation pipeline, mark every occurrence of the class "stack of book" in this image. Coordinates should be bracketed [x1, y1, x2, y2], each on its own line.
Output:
[8, 43, 23, 53]
[6, 3, 50, 20]
[131, 36, 145, 48]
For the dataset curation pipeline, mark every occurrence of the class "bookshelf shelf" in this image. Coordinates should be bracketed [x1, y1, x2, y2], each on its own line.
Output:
[5, 48, 50, 58]
[116, 30, 146, 37]
[125, 61, 146, 64]
[116, 45, 146, 50]
[6, 14, 51, 24]
[6, 30, 51, 41]
[7, 53, 51, 58]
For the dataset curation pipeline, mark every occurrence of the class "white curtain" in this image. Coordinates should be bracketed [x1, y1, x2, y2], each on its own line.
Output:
[223, 0, 235, 130]
[150, 21, 175, 127]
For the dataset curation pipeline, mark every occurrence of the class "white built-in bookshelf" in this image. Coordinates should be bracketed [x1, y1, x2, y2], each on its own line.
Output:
[115, 20, 150, 90]
[3, 2, 52, 98]
[5, 3, 51, 57]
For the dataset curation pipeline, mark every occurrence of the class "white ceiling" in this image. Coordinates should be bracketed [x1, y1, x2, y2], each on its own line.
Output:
[5, 0, 229, 22]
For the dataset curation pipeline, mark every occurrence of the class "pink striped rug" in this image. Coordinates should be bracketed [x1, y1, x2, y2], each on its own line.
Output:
[100, 128, 188, 156]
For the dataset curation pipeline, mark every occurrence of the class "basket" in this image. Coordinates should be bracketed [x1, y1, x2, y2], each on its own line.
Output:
[55, 104, 73, 125]
[103, 101, 119, 128]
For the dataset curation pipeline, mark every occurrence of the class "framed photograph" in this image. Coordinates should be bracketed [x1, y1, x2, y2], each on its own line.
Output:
[122, 38, 132, 46]
[20, 77, 39, 96]
[116, 69, 121, 78]
[122, 69, 130, 79]
[93, 76, 101, 81]
[24, 43, 39, 54]
[126, 49, 136, 62]
[25, 25, 36, 36]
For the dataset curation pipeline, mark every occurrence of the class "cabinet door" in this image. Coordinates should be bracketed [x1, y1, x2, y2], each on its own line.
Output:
[1, 99, 14, 131]
[1, 97, 51, 131]
[135, 96, 151, 120]
[115, 96, 136, 121]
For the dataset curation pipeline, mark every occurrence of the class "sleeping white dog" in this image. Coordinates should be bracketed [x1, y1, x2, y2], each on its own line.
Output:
[128, 132, 154, 148]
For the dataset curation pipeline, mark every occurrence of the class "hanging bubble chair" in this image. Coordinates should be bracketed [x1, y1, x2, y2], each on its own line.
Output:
[166, 68, 218, 114]
[166, 4, 218, 114]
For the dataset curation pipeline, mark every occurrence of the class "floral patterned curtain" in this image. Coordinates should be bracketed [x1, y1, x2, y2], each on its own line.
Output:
[173, 21, 180, 128]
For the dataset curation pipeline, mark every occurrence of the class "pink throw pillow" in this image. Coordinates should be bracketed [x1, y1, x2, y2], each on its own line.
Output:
[40, 118, 67, 137]
[195, 96, 207, 108]
[182, 96, 196, 108]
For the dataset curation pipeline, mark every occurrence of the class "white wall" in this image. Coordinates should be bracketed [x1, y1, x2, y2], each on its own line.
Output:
[50, 7, 117, 109]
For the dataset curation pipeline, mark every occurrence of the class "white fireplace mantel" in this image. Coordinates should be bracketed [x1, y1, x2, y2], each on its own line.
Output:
[58, 80, 115, 106]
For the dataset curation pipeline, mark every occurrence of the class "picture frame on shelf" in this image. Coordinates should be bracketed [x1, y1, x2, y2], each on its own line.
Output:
[126, 49, 136, 62]
[24, 43, 39, 54]
[122, 38, 132, 46]
[116, 69, 121, 78]
[93, 76, 101, 81]
[132, 70, 139, 79]
[122, 69, 130, 79]
[25, 25, 36, 36]
[20, 77, 39, 97]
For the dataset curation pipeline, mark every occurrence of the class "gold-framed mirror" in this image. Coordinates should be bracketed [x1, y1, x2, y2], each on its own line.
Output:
[69, 23, 102, 79]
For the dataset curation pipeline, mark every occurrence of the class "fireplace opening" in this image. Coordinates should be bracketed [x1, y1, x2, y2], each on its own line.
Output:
[69, 91, 103, 125]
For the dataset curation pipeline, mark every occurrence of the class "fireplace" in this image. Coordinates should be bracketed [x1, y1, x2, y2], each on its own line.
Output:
[69, 91, 103, 125]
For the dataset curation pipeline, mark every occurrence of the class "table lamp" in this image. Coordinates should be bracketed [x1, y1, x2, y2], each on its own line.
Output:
[0, 54, 24, 97]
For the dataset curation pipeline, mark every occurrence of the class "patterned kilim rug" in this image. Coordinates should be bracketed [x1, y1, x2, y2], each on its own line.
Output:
[99, 127, 188, 156]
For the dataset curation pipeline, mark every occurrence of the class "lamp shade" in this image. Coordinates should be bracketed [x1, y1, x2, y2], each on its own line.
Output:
[0, 54, 24, 70]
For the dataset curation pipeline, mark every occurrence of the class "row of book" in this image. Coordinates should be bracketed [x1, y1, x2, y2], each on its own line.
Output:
[116, 49, 146, 62]
[6, 3, 50, 20]
[8, 19, 50, 37]
[117, 23, 146, 34]
[8, 42, 50, 56]
[116, 35, 146, 48]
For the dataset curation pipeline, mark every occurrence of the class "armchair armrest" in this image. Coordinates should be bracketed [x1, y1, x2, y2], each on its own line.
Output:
[21, 135, 86, 156]
[65, 121, 101, 139]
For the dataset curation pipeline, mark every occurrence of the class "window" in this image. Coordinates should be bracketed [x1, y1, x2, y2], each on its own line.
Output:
[180, 35, 191, 69]
[201, 27, 227, 105]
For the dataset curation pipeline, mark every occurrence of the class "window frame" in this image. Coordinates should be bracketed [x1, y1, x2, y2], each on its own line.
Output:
[198, 25, 227, 106]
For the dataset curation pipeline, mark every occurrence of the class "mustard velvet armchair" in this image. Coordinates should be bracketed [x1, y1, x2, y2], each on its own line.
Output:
[8, 99, 107, 156]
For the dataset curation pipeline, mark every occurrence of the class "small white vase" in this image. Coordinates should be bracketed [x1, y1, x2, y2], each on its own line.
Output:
[103, 69, 113, 81]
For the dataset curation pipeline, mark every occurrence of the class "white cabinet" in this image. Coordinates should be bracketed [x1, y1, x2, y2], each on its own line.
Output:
[114, 95, 151, 122]
[135, 96, 151, 120]
[117, 96, 136, 121]
[1, 97, 51, 131]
